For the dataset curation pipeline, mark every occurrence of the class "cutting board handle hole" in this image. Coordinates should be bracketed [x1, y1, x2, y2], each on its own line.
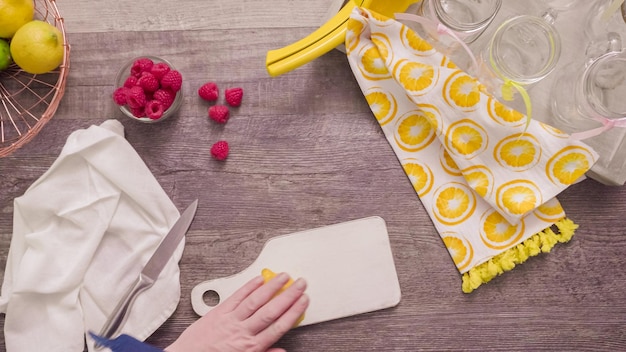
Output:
[203, 290, 220, 307]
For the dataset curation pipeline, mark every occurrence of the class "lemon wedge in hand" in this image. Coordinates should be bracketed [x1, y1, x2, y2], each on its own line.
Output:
[261, 268, 306, 327]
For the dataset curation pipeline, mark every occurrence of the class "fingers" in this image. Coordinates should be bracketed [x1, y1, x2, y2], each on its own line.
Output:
[213, 275, 265, 314]
[232, 272, 292, 320]
[246, 277, 308, 334]
[256, 292, 309, 347]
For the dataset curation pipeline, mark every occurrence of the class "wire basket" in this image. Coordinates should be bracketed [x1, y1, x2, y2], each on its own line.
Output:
[0, 0, 70, 157]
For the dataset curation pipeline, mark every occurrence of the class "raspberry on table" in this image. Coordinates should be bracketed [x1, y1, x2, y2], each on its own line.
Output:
[137, 72, 160, 92]
[126, 86, 147, 109]
[198, 82, 219, 102]
[224, 87, 243, 107]
[208, 105, 230, 124]
[112, 87, 129, 106]
[145, 100, 165, 120]
[150, 62, 171, 80]
[131, 58, 154, 77]
[160, 70, 183, 92]
[210, 140, 229, 161]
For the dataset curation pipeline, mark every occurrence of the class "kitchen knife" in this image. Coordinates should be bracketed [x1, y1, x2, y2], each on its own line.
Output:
[97, 199, 198, 340]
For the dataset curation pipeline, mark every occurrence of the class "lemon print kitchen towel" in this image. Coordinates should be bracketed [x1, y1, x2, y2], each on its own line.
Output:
[346, 8, 599, 293]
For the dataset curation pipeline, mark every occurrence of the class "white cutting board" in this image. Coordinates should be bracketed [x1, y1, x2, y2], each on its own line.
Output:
[191, 216, 401, 326]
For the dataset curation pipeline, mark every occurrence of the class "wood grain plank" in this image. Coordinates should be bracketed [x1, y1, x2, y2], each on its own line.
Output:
[56, 0, 338, 33]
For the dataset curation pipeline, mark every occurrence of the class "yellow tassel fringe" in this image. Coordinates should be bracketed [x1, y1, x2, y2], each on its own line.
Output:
[461, 218, 578, 293]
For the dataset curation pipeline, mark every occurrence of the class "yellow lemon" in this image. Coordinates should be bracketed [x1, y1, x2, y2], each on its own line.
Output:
[10, 20, 64, 74]
[0, 0, 34, 38]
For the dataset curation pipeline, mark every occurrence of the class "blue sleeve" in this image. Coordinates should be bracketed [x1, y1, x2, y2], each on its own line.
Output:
[88, 331, 164, 352]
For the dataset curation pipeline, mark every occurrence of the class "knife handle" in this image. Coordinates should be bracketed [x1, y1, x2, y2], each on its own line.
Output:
[97, 273, 156, 341]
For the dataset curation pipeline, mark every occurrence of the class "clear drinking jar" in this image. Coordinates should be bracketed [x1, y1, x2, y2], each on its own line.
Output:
[584, 0, 626, 45]
[551, 34, 626, 138]
[416, 0, 503, 44]
[477, 13, 562, 103]
[544, 0, 584, 12]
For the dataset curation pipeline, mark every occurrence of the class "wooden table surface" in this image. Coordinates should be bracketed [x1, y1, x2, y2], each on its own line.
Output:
[1, 0, 626, 351]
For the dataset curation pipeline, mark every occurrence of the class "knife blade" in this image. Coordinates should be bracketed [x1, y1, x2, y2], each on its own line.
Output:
[97, 199, 198, 340]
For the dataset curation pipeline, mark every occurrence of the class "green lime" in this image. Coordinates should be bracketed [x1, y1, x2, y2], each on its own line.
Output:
[0, 38, 11, 70]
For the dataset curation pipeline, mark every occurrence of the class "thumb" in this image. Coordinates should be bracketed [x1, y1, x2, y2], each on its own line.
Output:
[266, 349, 286, 352]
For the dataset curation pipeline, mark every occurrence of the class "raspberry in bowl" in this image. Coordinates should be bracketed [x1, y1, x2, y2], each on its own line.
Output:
[113, 56, 183, 123]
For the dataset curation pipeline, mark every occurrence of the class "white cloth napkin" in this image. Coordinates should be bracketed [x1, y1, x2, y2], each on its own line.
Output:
[0, 120, 184, 352]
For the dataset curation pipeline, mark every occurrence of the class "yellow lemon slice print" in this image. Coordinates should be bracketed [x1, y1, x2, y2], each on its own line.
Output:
[494, 133, 542, 171]
[445, 119, 488, 159]
[534, 197, 565, 222]
[357, 45, 391, 80]
[487, 97, 525, 127]
[479, 210, 525, 250]
[393, 59, 438, 96]
[440, 56, 458, 69]
[401, 158, 434, 197]
[442, 232, 474, 272]
[440, 146, 462, 176]
[401, 26, 435, 56]
[433, 182, 476, 226]
[443, 70, 483, 112]
[546, 146, 595, 185]
[368, 10, 393, 25]
[462, 165, 494, 198]
[539, 121, 568, 138]
[496, 180, 542, 216]
[346, 19, 365, 54]
[365, 87, 397, 126]
[371, 33, 394, 67]
[394, 104, 440, 152]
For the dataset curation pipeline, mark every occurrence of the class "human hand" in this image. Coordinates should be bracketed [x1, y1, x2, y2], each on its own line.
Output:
[166, 273, 309, 352]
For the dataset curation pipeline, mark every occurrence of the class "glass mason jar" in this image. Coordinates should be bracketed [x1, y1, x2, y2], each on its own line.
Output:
[544, 0, 584, 12]
[584, 0, 626, 45]
[477, 13, 562, 102]
[416, 0, 503, 44]
[551, 34, 626, 137]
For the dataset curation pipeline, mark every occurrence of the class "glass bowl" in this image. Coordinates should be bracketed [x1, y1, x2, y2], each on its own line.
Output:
[114, 56, 183, 123]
